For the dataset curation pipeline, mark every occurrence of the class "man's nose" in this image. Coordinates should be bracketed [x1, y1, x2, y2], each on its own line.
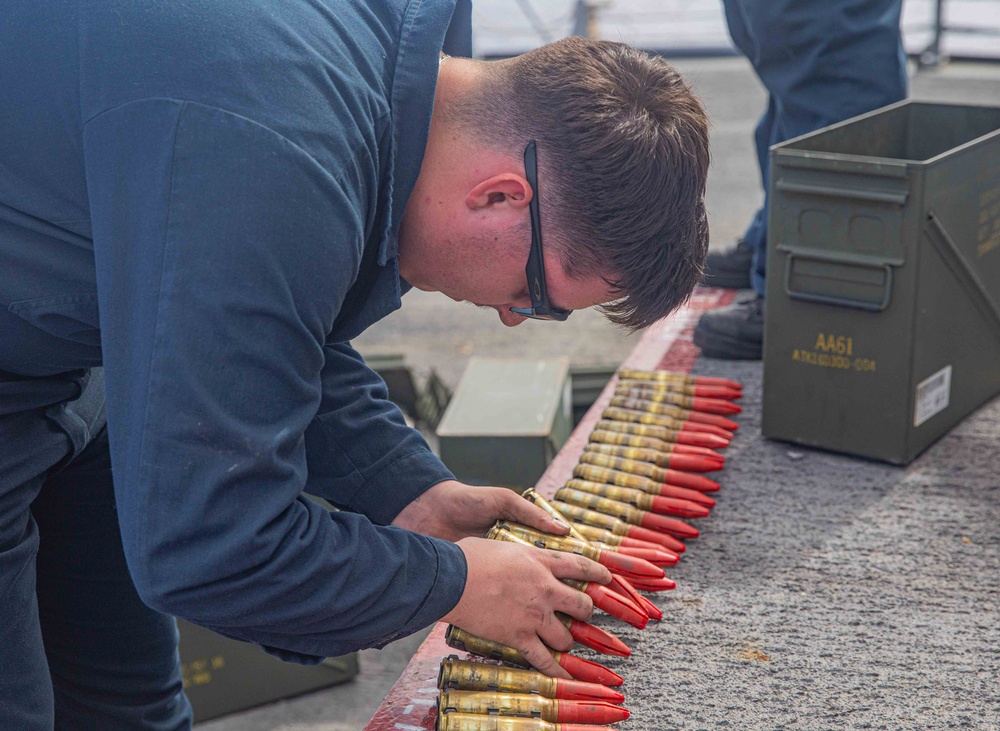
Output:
[496, 307, 527, 328]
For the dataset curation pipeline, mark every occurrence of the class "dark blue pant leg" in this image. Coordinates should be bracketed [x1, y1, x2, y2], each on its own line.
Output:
[34, 428, 192, 731]
[0, 409, 67, 730]
[1, 366, 192, 731]
[443, 0, 473, 57]
[721, 0, 908, 295]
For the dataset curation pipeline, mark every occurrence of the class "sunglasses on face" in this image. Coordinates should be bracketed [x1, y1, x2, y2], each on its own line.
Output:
[508, 141, 572, 321]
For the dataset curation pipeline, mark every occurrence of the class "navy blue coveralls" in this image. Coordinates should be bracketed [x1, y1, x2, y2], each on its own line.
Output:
[0, 1, 468, 727]
[722, 0, 909, 295]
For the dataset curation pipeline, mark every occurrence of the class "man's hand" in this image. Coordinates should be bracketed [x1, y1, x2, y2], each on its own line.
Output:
[391, 480, 570, 542]
[441, 537, 612, 678]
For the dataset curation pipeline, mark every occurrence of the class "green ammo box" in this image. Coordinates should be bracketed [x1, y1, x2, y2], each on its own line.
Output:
[762, 100, 1000, 464]
[437, 357, 573, 488]
[178, 620, 359, 722]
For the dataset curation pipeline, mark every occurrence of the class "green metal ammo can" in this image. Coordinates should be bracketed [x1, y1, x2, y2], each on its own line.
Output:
[762, 100, 1000, 464]
[437, 357, 573, 487]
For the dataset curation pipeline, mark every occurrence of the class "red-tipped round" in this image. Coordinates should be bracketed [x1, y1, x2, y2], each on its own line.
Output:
[677, 431, 730, 449]
[554, 678, 626, 704]
[692, 396, 742, 415]
[636, 593, 663, 620]
[609, 578, 664, 620]
[566, 618, 631, 657]
[616, 545, 680, 567]
[662, 470, 721, 492]
[670, 443, 727, 458]
[679, 421, 736, 440]
[558, 726, 618, 731]
[664, 453, 725, 473]
[584, 582, 649, 629]
[649, 495, 712, 519]
[620, 534, 684, 553]
[657, 484, 716, 508]
[606, 575, 648, 614]
[596, 550, 665, 581]
[555, 652, 624, 687]
[693, 385, 742, 400]
[557, 700, 631, 725]
[692, 376, 743, 390]
[685, 411, 740, 431]
[627, 576, 677, 592]
[626, 524, 688, 552]
[640, 511, 701, 538]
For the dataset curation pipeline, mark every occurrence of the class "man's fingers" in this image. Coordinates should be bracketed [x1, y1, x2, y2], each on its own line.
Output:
[494, 490, 571, 535]
[553, 582, 595, 622]
[520, 638, 572, 680]
[536, 612, 576, 654]
[544, 550, 613, 586]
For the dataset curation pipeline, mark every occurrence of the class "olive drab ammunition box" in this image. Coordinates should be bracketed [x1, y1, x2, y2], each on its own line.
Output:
[437, 358, 573, 488]
[178, 621, 358, 722]
[763, 100, 1000, 463]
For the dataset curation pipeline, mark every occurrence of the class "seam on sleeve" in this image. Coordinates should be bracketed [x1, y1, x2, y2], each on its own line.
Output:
[130, 101, 187, 581]
[84, 97, 368, 190]
[362, 447, 438, 487]
[313, 419, 434, 486]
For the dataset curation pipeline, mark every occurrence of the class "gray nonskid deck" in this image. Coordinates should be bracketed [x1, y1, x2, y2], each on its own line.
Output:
[578, 359, 999, 729]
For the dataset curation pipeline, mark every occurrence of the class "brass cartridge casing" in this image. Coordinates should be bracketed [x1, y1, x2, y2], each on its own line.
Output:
[565, 479, 654, 511]
[618, 368, 695, 383]
[617, 379, 697, 397]
[550, 501, 630, 536]
[521, 489, 591, 543]
[438, 657, 556, 697]
[578, 450, 665, 482]
[567, 522, 625, 547]
[585, 540, 615, 552]
[595, 419, 678, 442]
[572, 464, 657, 493]
[439, 690, 557, 722]
[500, 523, 601, 560]
[486, 522, 536, 547]
[602, 407, 684, 431]
[613, 385, 695, 409]
[554, 488, 642, 526]
[583, 442, 676, 468]
[618, 370, 703, 389]
[445, 625, 532, 668]
[561, 577, 591, 592]
[589, 429, 673, 452]
[436, 712, 562, 731]
[610, 395, 693, 420]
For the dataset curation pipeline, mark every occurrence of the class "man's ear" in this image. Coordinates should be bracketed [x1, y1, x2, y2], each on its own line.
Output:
[465, 173, 533, 211]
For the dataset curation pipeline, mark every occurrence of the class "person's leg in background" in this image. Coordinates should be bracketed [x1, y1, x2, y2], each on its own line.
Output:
[695, 0, 907, 360]
[443, 0, 473, 58]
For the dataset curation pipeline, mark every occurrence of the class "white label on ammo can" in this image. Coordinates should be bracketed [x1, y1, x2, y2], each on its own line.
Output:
[914, 365, 952, 427]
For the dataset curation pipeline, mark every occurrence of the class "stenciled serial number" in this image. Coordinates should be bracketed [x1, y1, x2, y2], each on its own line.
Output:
[792, 348, 876, 372]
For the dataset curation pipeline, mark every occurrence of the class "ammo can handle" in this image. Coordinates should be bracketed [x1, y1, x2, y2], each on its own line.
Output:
[780, 248, 893, 312]
[775, 180, 908, 206]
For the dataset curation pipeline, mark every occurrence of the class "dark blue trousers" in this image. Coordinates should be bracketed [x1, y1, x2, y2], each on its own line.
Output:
[721, 0, 908, 295]
[0, 369, 191, 730]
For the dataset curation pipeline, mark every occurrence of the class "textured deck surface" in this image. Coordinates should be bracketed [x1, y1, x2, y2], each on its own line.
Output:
[364, 296, 1000, 731]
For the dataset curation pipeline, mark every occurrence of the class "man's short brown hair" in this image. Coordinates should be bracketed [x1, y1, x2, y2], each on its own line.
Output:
[452, 37, 710, 330]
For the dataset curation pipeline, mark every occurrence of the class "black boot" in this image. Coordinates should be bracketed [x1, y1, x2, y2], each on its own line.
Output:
[693, 294, 764, 360]
[700, 239, 753, 290]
